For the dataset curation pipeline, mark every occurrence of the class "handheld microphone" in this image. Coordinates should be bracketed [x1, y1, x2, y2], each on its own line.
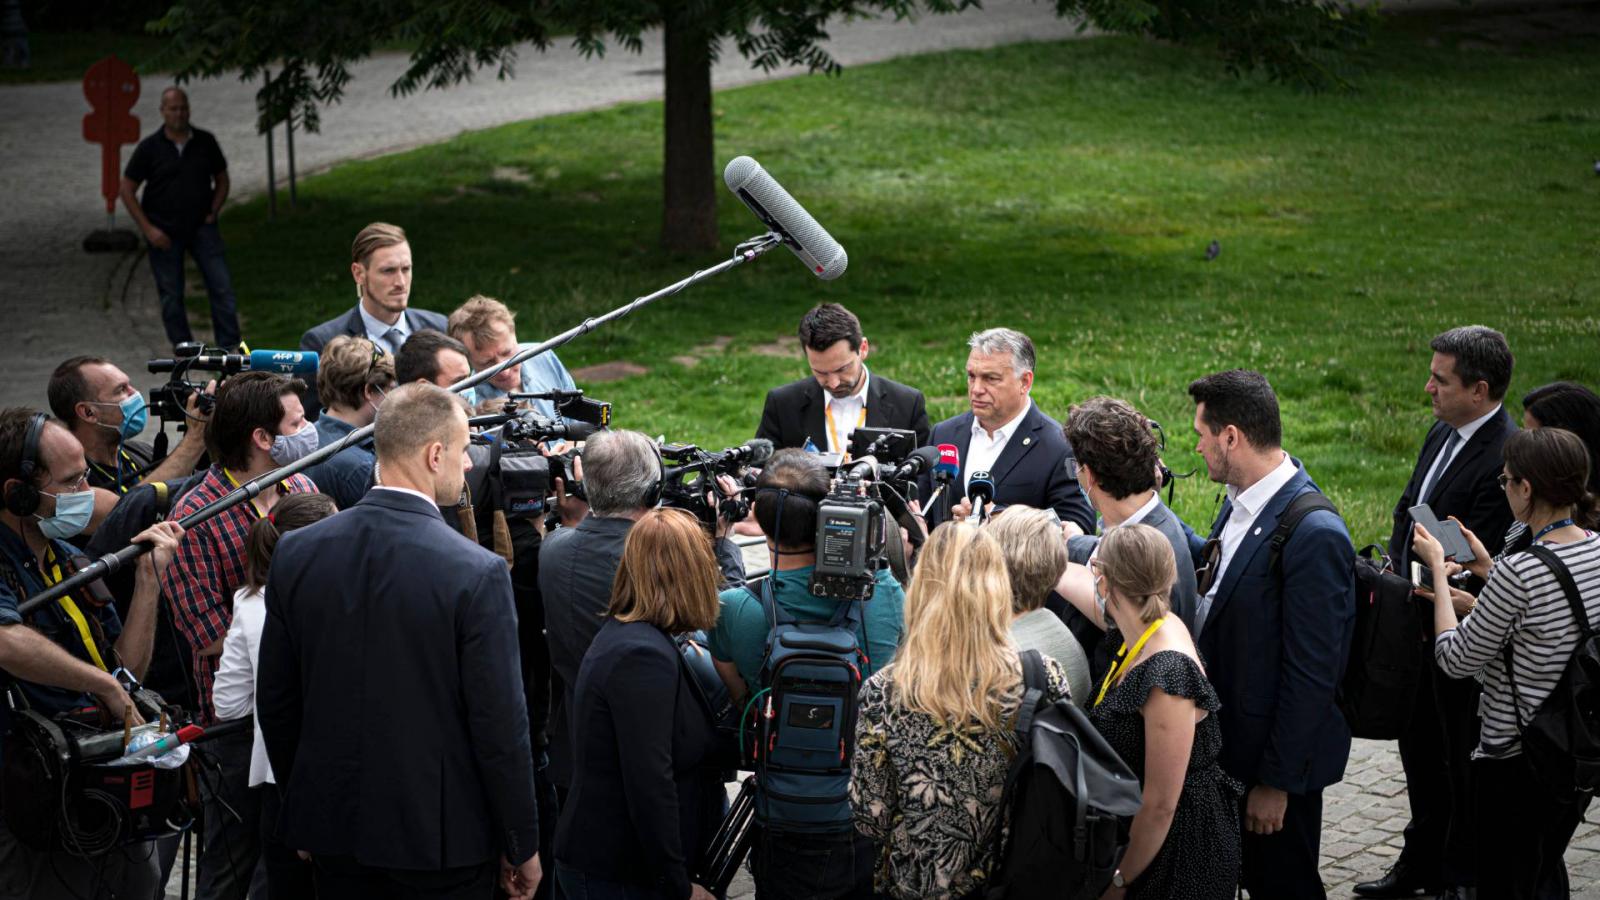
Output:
[927, 443, 961, 517]
[723, 156, 848, 280]
[890, 446, 940, 482]
[246, 349, 319, 378]
[147, 349, 319, 379]
[967, 471, 995, 524]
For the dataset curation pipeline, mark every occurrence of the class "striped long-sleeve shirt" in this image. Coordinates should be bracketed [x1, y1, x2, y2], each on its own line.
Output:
[1434, 532, 1600, 759]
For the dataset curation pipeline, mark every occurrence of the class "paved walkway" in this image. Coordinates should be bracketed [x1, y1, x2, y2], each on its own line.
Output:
[3, 1, 1595, 897]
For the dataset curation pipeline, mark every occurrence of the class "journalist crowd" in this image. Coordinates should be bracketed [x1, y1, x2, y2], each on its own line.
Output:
[4, 219, 1600, 900]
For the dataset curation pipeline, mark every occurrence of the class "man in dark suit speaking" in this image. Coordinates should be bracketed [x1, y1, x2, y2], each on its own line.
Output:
[299, 222, 450, 419]
[258, 383, 542, 899]
[917, 327, 1093, 533]
[755, 303, 930, 453]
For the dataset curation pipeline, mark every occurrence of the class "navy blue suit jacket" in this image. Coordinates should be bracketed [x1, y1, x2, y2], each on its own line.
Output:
[257, 488, 539, 869]
[1386, 408, 1516, 574]
[298, 305, 450, 420]
[917, 404, 1094, 532]
[1197, 466, 1356, 795]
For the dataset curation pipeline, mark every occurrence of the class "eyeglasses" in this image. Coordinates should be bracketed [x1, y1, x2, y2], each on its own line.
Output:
[1195, 537, 1223, 596]
[1497, 472, 1519, 491]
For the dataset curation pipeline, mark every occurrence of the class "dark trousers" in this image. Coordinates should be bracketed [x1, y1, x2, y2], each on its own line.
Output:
[313, 854, 497, 899]
[255, 785, 314, 900]
[750, 827, 875, 900]
[196, 729, 264, 900]
[555, 865, 673, 900]
[534, 758, 559, 900]
[147, 221, 241, 348]
[1239, 789, 1324, 900]
[1396, 665, 1480, 886]
[1474, 754, 1592, 900]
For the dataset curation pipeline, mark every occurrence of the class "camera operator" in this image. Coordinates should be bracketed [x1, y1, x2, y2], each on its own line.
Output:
[708, 448, 905, 900]
[0, 408, 183, 900]
[49, 356, 212, 498]
[541, 430, 746, 799]
[159, 371, 320, 900]
[303, 335, 394, 509]
[448, 295, 577, 418]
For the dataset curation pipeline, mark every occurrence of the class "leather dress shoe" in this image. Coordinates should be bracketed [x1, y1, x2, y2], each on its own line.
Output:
[1352, 862, 1442, 898]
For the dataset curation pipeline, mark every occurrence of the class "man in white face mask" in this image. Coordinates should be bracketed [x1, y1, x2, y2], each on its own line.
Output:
[157, 371, 322, 900]
[0, 408, 184, 900]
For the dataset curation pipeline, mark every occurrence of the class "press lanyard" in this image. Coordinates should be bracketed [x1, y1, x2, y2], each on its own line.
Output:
[89, 447, 139, 495]
[1093, 616, 1166, 708]
[224, 468, 287, 521]
[826, 401, 867, 455]
[1532, 518, 1576, 544]
[40, 547, 111, 673]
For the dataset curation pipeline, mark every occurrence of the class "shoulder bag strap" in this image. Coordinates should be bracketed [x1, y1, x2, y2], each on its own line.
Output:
[1501, 544, 1590, 733]
[1268, 491, 1338, 575]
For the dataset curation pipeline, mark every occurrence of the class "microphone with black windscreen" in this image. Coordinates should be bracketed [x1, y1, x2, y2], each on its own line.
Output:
[967, 471, 995, 525]
[723, 156, 848, 280]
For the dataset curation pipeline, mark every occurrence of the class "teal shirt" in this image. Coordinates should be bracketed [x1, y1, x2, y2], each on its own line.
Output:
[708, 566, 906, 694]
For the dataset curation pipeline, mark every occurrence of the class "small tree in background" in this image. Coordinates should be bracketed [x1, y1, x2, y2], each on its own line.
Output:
[150, 0, 1377, 252]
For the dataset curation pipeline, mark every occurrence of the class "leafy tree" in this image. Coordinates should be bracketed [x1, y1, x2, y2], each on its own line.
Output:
[150, 0, 1375, 252]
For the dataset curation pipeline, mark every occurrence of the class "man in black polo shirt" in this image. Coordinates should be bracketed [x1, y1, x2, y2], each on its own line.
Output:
[119, 87, 241, 350]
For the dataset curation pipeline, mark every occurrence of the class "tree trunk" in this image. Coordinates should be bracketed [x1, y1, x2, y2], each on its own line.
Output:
[661, 1, 718, 253]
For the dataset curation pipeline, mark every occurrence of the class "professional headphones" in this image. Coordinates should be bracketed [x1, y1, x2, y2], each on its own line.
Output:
[645, 440, 665, 509]
[3, 413, 47, 518]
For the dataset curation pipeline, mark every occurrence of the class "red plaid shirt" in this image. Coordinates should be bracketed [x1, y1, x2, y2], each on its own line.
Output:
[161, 465, 318, 722]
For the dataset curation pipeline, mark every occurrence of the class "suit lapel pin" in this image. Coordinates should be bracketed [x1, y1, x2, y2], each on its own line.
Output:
[1022, 437, 1032, 446]
[1253, 526, 1262, 535]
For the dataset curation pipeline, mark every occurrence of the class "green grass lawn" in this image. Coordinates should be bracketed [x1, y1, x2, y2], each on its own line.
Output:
[211, 23, 1600, 545]
[0, 30, 168, 84]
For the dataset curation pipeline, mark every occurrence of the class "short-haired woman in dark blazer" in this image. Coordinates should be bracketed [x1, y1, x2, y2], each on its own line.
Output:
[554, 509, 723, 900]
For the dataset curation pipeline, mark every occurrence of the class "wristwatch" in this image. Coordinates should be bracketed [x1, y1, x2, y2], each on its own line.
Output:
[1112, 869, 1127, 888]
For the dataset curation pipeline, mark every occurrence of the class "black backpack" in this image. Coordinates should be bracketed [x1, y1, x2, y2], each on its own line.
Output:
[1503, 544, 1600, 793]
[986, 651, 1143, 900]
[1268, 493, 1426, 740]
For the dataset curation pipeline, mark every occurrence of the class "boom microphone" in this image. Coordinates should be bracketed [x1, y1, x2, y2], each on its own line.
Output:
[719, 438, 775, 468]
[967, 471, 995, 524]
[723, 156, 848, 281]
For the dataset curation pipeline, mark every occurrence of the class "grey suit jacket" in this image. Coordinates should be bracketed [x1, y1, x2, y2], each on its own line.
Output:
[1066, 499, 1200, 630]
[298, 305, 450, 419]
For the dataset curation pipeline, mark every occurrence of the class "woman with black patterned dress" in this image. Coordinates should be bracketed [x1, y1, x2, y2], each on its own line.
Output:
[1075, 524, 1242, 899]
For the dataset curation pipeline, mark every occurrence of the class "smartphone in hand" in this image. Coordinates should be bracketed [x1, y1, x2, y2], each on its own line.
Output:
[1409, 503, 1477, 563]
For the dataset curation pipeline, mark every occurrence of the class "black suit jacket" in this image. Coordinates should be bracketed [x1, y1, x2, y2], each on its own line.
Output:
[553, 619, 724, 900]
[257, 489, 539, 869]
[755, 372, 931, 452]
[1198, 466, 1356, 794]
[1386, 407, 1516, 573]
[916, 404, 1094, 532]
[298, 305, 450, 420]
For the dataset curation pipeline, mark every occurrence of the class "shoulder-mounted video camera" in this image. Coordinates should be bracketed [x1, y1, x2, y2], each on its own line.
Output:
[660, 439, 773, 532]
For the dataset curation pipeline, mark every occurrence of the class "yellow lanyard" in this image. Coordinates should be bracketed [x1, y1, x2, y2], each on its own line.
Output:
[826, 401, 868, 456]
[1093, 617, 1165, 708]
[41, 548, 111, 673]
[88, 447, 138, 495]
[223, 468, 284, 521]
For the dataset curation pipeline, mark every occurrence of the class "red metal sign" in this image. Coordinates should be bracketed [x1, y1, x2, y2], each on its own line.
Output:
[82, 56, 141, 214]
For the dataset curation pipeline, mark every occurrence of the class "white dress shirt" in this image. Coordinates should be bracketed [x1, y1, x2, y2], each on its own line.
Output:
[1416, 404, 1502, 501]
[1122, 492, 1162, 527]
[825, 370, 871, 455]
[213, 587, 273, 786]
[1195, 451, 1299, 635]
[372, 484, 439, 510]
[358, 302, 412, 353]
[965, 399, 1033, 490]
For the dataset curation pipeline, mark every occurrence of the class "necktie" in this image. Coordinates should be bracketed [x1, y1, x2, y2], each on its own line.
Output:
[1419, 429, 1462, 503]
[383, 327, 405, 355]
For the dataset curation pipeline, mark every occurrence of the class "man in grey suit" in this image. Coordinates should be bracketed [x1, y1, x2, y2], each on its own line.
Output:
[299, 222, 449, 419]
[1053, 396, 1199, 681]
